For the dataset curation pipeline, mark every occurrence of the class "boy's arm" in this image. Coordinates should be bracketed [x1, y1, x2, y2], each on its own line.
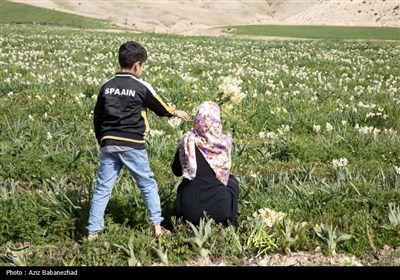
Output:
[174, 110, 189, 121]
[143, 85, 189, 120]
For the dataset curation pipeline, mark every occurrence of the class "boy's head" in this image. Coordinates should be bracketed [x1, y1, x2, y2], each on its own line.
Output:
[119, 41, 147, 69]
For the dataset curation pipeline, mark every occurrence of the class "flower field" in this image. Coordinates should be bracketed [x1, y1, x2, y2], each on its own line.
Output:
[1, 24, 399, 266]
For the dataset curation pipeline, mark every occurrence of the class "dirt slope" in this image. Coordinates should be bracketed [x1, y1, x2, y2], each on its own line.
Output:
[9, 0, 400, 35]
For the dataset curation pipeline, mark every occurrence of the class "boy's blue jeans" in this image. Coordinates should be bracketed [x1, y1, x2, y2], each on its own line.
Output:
[86, 149, 164, 235]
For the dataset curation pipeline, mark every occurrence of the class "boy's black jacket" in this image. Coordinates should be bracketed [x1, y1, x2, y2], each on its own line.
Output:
[93, 72, 176, 148]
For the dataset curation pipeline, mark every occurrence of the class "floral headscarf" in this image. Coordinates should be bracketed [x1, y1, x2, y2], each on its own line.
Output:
[178, 101, 232, 186]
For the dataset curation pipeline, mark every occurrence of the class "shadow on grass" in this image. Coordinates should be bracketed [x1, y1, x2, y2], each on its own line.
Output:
[72, 183, 178, 240]
[158, 184, 177, 230]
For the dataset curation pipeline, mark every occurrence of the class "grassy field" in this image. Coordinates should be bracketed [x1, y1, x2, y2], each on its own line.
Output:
[1, 1, 400, 267]
[0, 0, 114, 29]
[227, 25, 400, 40]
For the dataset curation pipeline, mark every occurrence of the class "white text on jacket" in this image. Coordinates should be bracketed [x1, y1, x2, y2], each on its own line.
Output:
[105, 88, 136, 97]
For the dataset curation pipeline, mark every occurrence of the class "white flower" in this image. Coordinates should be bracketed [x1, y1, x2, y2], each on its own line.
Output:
[313, 124, 321, 133]
[394, 166, 400, 176]
[332, 158, 349, 168]
[28, 114, 34, 121]
[266, 132, 277, 140]
[218, 76, 245, 104]
[250, 171, 258, 179]
[148, 129, 165, 137]
[338, 255, 363, 266]
[277, 124, 290, 135]
[257, 258, 269, 266]
[7, 91, 14, 97]
[167, 117, 182, 128]
[47, 132, 52, 140]
[230, 91, 247, 104]
[326, 122, 333, 132]
[74, 96, 82, 105]
[373, 128, 380, 137]
[251, 208, 286, 228]
[167, 103, 176, 109]
[258, 131, 265, 139]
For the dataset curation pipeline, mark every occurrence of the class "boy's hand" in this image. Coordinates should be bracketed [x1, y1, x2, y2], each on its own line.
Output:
[175, 110, 190, 121]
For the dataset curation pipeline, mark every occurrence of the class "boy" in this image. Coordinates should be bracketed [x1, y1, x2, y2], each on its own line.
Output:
[87, 41, 189, 240]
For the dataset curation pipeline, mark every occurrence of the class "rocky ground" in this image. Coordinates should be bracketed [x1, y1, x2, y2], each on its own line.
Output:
[151, 245, 400, 266]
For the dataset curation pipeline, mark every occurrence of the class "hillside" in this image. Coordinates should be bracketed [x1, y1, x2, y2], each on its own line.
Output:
[8, 0, 400, 35]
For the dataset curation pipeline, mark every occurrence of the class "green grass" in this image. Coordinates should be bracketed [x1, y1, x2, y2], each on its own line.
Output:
[1, 5, 400, 266]
[1, 23, 400, 266]
[227, 25, 400, 41]
[0, 0, 115, 29]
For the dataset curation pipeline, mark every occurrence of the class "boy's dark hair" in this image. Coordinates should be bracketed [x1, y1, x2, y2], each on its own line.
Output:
[118, 41, 147, 69]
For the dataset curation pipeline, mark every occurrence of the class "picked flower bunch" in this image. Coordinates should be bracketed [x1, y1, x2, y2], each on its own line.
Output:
[218, 76, 246, 105]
